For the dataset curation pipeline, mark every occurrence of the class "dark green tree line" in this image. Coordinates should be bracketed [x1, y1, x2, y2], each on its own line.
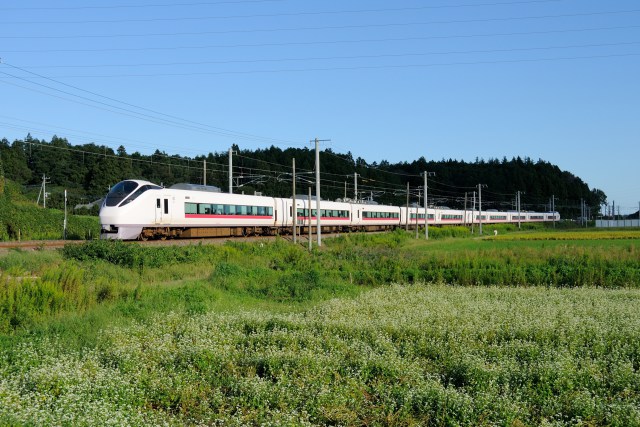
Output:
[0, 134, 606, 219]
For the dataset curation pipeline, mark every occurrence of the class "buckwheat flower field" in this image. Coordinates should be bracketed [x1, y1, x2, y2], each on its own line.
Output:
[2, 284, 639, 426]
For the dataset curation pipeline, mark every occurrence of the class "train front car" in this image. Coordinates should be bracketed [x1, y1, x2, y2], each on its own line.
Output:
[100, 180, 162, 240]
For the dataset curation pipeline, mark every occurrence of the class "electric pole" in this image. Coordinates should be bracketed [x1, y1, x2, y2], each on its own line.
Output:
[312, 137, 330, 247]
[516, 191, 521, 230]
[424, 171, 428, 239]
[416, 187, 421, 239]
[37, 174, 50, 208]
[406, 182, 409, 231]
[354, 172, 359, 202]
[422, 171, 435, 239]
[463, 192, 468, 227]
[308, 187, 312, 251]
[203, 160, 207, 186]
[228, 148, 234, 194]
[63, 189, 67, 240]
[516, 190, 522, 230]
[471, 191, 476, 234]
[478, 184, 486, 235]
[292, 158, 297, 244]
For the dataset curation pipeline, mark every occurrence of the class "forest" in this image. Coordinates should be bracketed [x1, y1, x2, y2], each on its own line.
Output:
[0, 134, 606, 218]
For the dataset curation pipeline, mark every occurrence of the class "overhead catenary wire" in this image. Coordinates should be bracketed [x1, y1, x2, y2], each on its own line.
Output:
[6, 53, 637, 79]
[10, 14, 639, 42]
[0, 115, 213, 157]
[0, 0, 561, 13]
[11, 40, 639, 70]
[0, 0, 284, 12]
[6, 23, 640, 55]
[6, 1, 597, 26]
[0, 61, 304, 146]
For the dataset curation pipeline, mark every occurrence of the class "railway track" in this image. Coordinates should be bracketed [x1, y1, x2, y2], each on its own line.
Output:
[0, 233, 320, 254]
[0, 240, 79, 252]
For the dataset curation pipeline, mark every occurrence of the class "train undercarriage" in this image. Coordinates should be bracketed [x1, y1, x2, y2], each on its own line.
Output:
[137, 224, 400, 240]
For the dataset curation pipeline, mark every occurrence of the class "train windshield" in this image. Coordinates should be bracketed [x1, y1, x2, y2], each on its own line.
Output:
[105, 181, 139, 207]
[120, 184, 161, 207]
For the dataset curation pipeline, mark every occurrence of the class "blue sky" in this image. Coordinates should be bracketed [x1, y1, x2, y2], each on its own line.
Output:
[1, 0, 639, 214]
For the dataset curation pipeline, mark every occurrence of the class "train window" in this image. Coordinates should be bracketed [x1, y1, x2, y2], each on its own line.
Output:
[157, 199, 161, 209]
[119, 185, 161, 207]
[238, 205, 248, 216]
[105, 181, 139, 207]
[185, 203, 197, 214]
[224, 205, 235, 215]
[258, 206, 266, 216]
[164, 199, 169, 214]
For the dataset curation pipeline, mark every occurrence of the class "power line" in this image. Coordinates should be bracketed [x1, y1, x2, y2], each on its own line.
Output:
[0, 116, 211, 157]
[3, 1, 578, 26]
[15, 10, 636, 41]
[0, 0, 283, 12]
[8, 24, 640, 54]
[0, 61, 304, 145]
[15, 40, 640, 69]
[38, 52, 636, 78]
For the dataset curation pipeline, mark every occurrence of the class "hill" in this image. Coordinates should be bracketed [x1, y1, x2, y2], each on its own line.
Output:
[1, 134, 606, 219]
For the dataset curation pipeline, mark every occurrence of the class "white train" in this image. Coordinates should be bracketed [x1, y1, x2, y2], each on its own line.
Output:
[100, 179, 560, 240]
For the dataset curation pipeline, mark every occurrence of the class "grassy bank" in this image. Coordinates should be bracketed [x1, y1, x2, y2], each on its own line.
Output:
[0, 230, 639, 425]
[2, 229, 640, 335]
[0, 194, 100, 241]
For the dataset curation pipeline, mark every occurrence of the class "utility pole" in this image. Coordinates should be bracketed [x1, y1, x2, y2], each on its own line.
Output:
[312, 138, 330, 247]
[37, 174, 50, 208]
[308, 187, 312, 252]
[292, 158, 297, 244]
[551, 194, 556, 228]
[63, 189, 67, 240]
[405, 182, 409, 231]
[516, 191, 521, 230]
[228, 147, 234, 194]
[415, 187, 421, 239]
[354, 172, 359, 202]
[613, 200, 616, 221]
[424, 171, 428, 239]
[471, 191, 476, 234]
[203, 160, 207, 186]
[478, 184, 485, 235]
[422, 171, 435, 239]
[463, 192, 468, 227]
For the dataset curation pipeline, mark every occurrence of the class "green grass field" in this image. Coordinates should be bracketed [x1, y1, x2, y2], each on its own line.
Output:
[0, 228, 639, 426]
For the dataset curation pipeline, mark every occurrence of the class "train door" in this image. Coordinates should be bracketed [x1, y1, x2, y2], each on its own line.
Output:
[155, 195, 172, 224]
